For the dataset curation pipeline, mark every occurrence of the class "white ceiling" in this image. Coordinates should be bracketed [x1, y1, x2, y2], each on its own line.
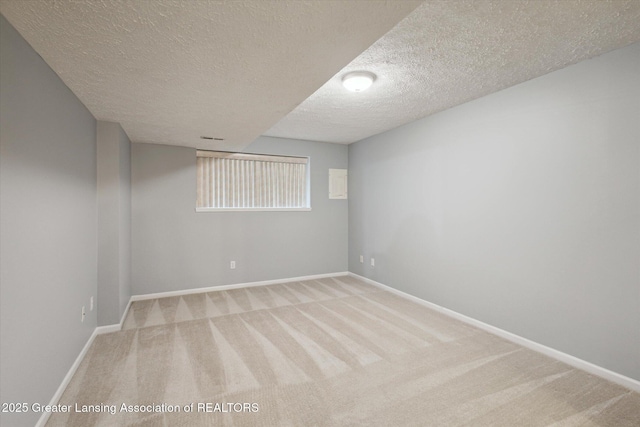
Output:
[0, 0, 420, 150]
[2, 1, 639, 148]
[266, 0, 640, 144]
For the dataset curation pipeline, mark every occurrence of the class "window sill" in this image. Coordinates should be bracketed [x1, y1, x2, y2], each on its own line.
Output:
[196, 207, 312, 213]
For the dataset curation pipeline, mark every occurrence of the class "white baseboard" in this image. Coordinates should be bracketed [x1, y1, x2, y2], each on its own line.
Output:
[36, 272, 349, 426]
[92, 296, 134, 334]
[35, 327, 99, 427]
[349, 272, 640, 393]
[37, 298, 134, 426]
[131, 271, 350, 302]
[95, 324, 120, 334]
[118, 298, 132, 329]
[46, 269, 633, 427]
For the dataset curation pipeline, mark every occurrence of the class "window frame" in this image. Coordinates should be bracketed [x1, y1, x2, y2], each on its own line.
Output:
[195, 150, 311, 212]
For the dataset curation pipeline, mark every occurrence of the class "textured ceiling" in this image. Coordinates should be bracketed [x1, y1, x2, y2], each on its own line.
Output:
[265, 0, 640, 144]
[3, 1, 640, 148]
[0, 0, 420, 150]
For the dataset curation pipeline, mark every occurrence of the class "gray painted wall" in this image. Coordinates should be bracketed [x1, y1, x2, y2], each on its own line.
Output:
[349, 42, 640, 381]
[97, 121, 131, 326]
[0, 15, 98, 427]
[119, 124, 132, 319]
[132, 136, 348, 295]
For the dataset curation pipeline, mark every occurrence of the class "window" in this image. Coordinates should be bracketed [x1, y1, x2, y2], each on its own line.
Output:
[196, 150, 310, 211]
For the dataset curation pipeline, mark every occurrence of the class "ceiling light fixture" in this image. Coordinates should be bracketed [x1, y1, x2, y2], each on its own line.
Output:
[342, 71, 376, 92]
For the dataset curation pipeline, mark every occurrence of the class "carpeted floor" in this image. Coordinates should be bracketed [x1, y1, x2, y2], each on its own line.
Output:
[47, 275, 640, 426]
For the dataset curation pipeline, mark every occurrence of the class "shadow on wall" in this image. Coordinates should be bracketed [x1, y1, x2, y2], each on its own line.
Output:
[132, 144, 196, 188]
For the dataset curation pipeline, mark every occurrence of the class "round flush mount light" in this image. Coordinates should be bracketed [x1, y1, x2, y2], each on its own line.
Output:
[342, 71, 376, 92]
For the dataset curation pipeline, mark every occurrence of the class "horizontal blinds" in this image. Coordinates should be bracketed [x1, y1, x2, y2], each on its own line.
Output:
[196, 151, 308, 209]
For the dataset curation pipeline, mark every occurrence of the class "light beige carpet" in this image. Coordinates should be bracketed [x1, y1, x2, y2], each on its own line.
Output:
[47, 276, 640, 426]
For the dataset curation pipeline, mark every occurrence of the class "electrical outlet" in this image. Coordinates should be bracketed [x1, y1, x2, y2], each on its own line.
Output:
[371, 258, 375, 267]
[230, 261, 236, 269]
[359, 255, 364, 263]
[90, 296, 94, 311]
[81, 306, 86, 322]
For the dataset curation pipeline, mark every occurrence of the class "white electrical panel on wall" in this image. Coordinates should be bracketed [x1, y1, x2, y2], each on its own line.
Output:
[329, 169, 348, 199]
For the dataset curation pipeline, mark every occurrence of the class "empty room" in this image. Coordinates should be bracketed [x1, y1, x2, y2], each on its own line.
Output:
[1, 1, 639, 426]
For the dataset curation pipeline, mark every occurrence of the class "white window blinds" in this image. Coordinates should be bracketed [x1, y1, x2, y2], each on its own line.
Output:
[196, 150, 309, 210]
